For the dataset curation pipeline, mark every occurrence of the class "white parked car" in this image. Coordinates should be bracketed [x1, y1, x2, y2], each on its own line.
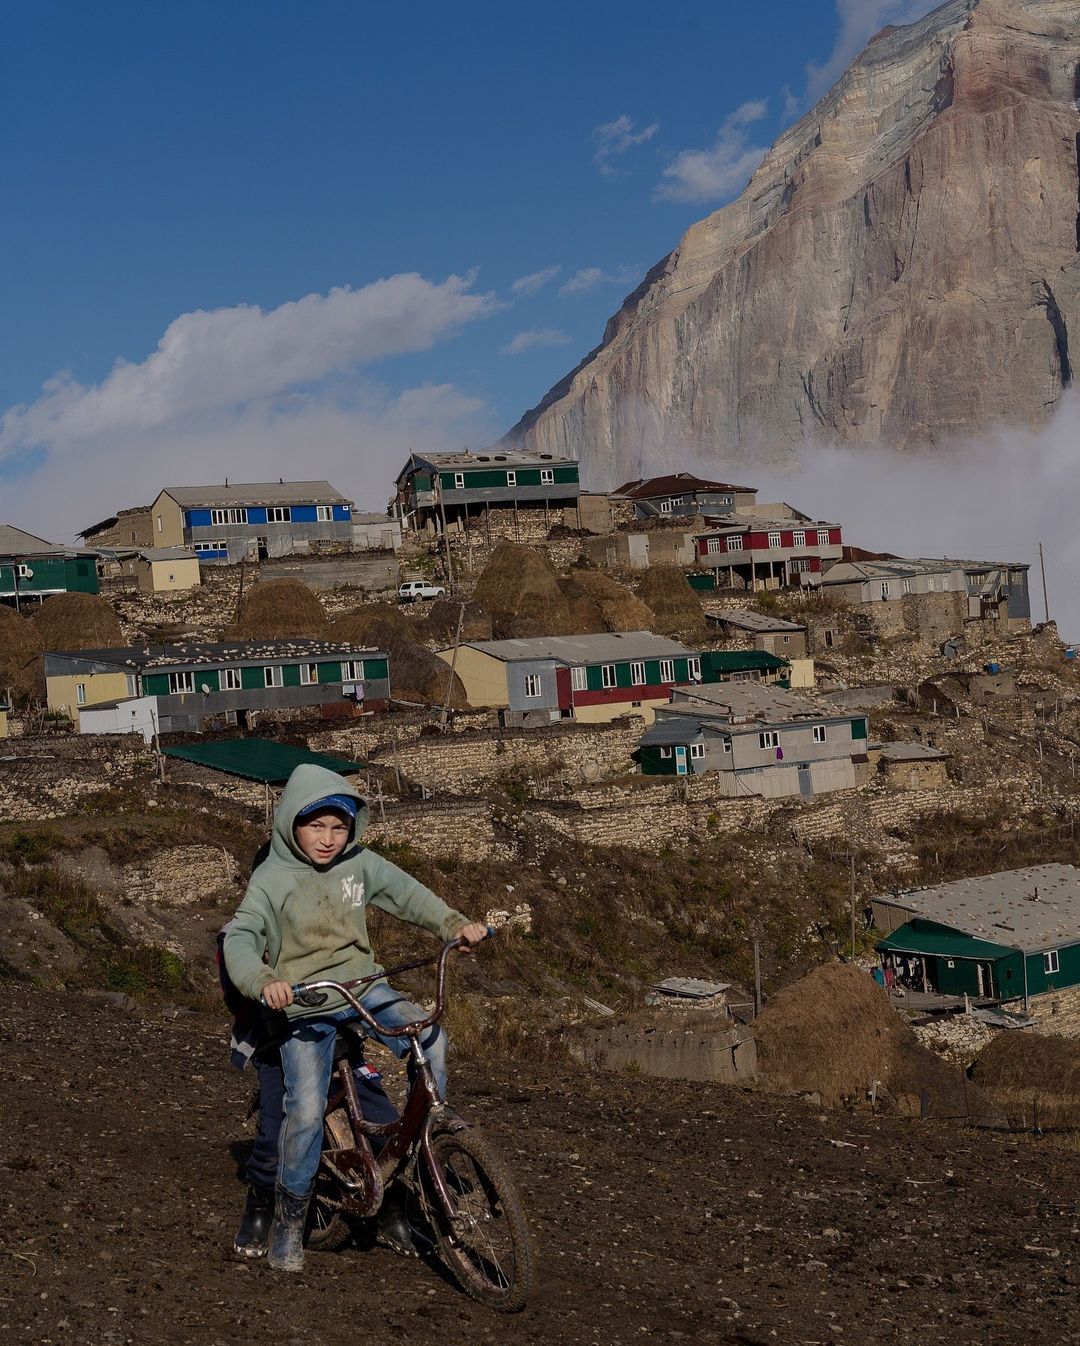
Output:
[398, 580, 446, 603]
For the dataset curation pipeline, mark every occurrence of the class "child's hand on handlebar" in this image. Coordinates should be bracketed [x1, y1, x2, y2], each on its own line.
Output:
[261, 979, 294, 1011]
[456, 922, 489, 953]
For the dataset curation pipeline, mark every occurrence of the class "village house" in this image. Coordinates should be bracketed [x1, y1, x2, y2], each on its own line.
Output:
[873, 864, 1080, 1004]
[638, 682, 868, 797]
[705, 608, 809, 659]
[610, 473, 757, 520]
[45, 639, 389, 739]
[79, 506, 156, 550]
[147, 481, 355, 564]
[134, 547, 201, 594]
[0, 525, 100, 610]
[392, 450, 581, 535]
[693, 515, 844, 591]
[819, 557, 1032, 635]
[872, 740, 950, 789]
[438, 631, 700, 727]
[351, 512, 403, 552]
[698, 650, 792, 686]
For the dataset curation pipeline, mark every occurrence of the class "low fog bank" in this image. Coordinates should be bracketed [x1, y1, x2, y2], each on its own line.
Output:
[692, 393, 1080, 642]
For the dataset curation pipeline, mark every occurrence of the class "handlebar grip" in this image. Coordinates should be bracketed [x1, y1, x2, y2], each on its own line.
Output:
[293, 986, 329, 1008]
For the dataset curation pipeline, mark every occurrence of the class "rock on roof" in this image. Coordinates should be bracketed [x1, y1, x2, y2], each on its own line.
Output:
[455, 631, 691, 664]
[706, 608, 806, 633]
[160, 481, 351, 507]
[877, 741, 948, 762]
[44, 638, 388, 671]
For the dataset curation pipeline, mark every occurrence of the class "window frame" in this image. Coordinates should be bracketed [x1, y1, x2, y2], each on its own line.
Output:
[630, 661, 646, 686]
[689, 742, 706, 760]
[76, 682, 87, 706]
[341, 659, 365, 682]
[687, 656, 701, 682]
[792, 529, 806, 548]
[659, 500, 672, 514]
[168, 670, 195, 694]
[659, 746, 672, 759]
[601, 664, 617, 689]
[759, 729, 780, 750]
[816, 528, 831, 546]
[726, 534, 744, 552]
[299, 663, 318, 686]
[659, 658, 675, 683]
[707, 537, 721, 554]
[263, 665, 284, 689]
[540, 468, 554, 486]
[523, 673, 542, 699]
[1045, 949, 1061, 975]
[220, 667, 242, 691]
[316, 505, 333, 522]
[266, 506, 292, 524]
[768, 530, 782, 549]
[570, 665, 587, 692]
[880, 582, 890, 599]
[812, 724, 827, 743]
[506, 470, 517, 487]
[453, 472, 465, 490]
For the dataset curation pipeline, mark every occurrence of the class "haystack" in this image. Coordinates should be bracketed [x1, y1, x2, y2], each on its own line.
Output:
[33, 592, 123, 652]
[0, 606, 44, 703]
[471, 543, 574, 639]
[425, 598, 493, 643]
[636, 566, 707, 640]
[333, 605, 467, 707]
[557, 570, 654, 635]
[970, 1032, 1080, 1128]
[232, 579, 329, 639]
[755, 963, 995, 1118]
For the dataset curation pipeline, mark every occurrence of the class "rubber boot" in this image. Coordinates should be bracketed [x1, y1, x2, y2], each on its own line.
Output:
[376, 1185, 419, 1258]
[266, 1184, 311, 1273]
[233, 1185, 274, 1258]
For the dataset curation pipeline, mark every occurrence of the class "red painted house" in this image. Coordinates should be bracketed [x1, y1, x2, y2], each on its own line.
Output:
[693, 515, 843, 590]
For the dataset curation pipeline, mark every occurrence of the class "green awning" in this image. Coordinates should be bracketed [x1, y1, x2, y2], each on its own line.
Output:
[163, 740, 363, 784]
[876, 920, 1015, 962]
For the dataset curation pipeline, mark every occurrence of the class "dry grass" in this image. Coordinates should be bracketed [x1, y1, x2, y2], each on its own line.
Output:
[557, 570, 654, 634]
[636, 566, 707, 640]
[424, 598, 493, 643]
[33, 593, 123, 653]
[755, 963, 994, 1118]
[971, 1032, 1080, 1127]
[0, 606, 43, 704]
[232, 579, 329, 638]
[471, 542, 575, 639]
[333, 605, 467, 706]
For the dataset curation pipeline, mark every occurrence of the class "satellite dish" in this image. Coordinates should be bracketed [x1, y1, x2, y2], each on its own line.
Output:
[200, 683, 211, 694]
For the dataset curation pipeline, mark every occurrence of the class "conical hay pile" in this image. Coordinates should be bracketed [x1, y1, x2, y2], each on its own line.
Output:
[232, 579, 329, 639]
[33, 592, 123, 652]
[557, 570, 654, 634]
[471, 542, 574, 639]
[755, 963, 996, 1118]
[970, 1032, 1080, 1127]
[332, 606, 467, 707]
[0, 606, 44, 703]
[636, 566, 707, 640]
[424, 598, 493, 643]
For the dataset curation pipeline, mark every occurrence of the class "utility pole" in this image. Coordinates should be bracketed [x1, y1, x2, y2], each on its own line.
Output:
[439, 601, 466, 729]
[1039, 541, 1050, 624]
[752, 939, 762, 1018]
[436, 474, 455, 592]
[849, 852, 857, 962]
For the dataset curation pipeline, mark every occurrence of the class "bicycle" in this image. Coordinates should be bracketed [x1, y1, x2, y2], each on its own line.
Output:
[291, 936, 534, 1313]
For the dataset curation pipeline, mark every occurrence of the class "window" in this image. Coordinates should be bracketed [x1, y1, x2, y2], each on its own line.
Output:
[266, 506, 291, 523]
[659, 500, 672, 514]
[790, 558, 812, 574]
[263, 666, 284, 688]
[194, 542, 222, 554]
[722, 736, 732, 754]
[813, 724, 827, 743]
[880, 582, 890, 599]
[1045, 950, 1060, 975]
[660, 746, 672, 759]
[540, 468, 554, 485]
[726, 535, 744, 552]
[16, 564, 31, 577]
[317, 505, 333, 522]
[707, 537, 721, 554]
[902, 578, 912, 595]
[690, 742, 705, 760]
[126, 675, 138, 698]
[759, 730, 779, 750]
[768, 530, 782, 549]
[299, 663, 318, 685]
[523, 674, 542, 699]
[211, 507, 247, 525]
[341, 660, 365, 682]
[220, 668, 242, 691]
[601, 664, 617, 689]
[687, 657, 701, 682]
[570, 666, 587, 692]
[454, 473, 465, 490]
[792, 530, 806, 548]
[630, 661, 645, 686]
[156, 515, 163, 532]
[816, 528, 830, 546]
[76, 683, 86, 705]
[659, 659, 675, 683]
[168, 671, 195, 694]
[506, 470, 517, 487]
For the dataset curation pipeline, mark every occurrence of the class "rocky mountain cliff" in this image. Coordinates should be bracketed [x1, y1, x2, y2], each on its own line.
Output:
[506, 0, 1080, 480]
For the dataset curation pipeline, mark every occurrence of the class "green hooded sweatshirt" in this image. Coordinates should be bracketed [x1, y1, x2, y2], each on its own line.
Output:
[222, 763, 470, 1018]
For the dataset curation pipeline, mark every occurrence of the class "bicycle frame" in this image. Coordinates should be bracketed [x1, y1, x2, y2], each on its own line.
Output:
[296, 938, 470, 1224]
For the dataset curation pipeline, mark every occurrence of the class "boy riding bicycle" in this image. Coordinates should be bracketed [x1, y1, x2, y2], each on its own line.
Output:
[223, 763, 486, 1273]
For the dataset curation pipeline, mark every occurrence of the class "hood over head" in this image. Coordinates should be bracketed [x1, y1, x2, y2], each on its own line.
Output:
[271, 763, 368, 868]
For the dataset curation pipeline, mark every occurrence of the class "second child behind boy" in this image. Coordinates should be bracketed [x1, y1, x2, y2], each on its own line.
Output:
[223, 763, 487, 1273]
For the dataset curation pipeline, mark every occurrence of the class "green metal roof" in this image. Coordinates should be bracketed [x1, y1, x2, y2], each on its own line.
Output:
[163, 739, 363, 784]
[876, 920, 1016, 962]
[702, 649, 789, 671]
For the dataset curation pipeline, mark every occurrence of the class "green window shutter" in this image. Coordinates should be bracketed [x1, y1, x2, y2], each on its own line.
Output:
[241, 665, 263, 691]
[142, 672, 171, 696]
[674, 659, 689, 682]
[585, 664, 603, 691]
[851, 718, 868, 740]
[365, 658, 389, 680]
[440, 472, 456, 490]
[615, 662, 632, 689]
[643, 660, 660, 684]
[317, 661, 342, 683]
[282, 663, 301, 688]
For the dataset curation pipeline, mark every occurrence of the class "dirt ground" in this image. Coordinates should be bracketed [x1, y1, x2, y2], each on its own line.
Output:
[4, 985, 1080, 1346]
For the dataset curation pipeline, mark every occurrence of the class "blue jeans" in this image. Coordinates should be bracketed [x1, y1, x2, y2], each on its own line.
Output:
[277, 981, 447, 1197]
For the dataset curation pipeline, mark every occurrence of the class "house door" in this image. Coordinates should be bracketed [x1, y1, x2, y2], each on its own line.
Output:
[674, 746, 688, 776]
[257, 536, 269, 562]
[797, 763, 813, 797]
[976, 963, 993, 998]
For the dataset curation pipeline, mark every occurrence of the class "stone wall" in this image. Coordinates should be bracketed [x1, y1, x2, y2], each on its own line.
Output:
[364, 799, 502, 859]
[260, 554, 401, 594]
[0, 733, 151, 821]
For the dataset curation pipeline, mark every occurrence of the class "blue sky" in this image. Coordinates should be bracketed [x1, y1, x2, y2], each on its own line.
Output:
[2, 0, 936, 534]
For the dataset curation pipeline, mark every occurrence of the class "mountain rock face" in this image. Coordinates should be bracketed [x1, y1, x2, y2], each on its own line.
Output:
[507, 0, 1080, 480]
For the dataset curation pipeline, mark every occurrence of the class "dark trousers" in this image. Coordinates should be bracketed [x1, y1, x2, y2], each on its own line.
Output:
[244, 1045, 398, 1192]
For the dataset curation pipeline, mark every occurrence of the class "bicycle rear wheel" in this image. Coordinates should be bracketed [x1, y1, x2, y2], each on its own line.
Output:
[307, 1111, 352, 1252]
[422, 1128, 533, 1313]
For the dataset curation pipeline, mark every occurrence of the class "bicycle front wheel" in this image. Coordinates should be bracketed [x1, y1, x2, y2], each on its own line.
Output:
[422, 1127, 534, 1313]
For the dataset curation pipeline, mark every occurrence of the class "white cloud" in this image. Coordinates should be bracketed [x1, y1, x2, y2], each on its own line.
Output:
[592, 114, 659, 176]
[804, 0, 938, 105]
[558, 266, 639, 297]
[1, 273, 501, 536]
[502, 328, 573, 356]
[511, 266, 561, 297]
[654, 100, 770, 205]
